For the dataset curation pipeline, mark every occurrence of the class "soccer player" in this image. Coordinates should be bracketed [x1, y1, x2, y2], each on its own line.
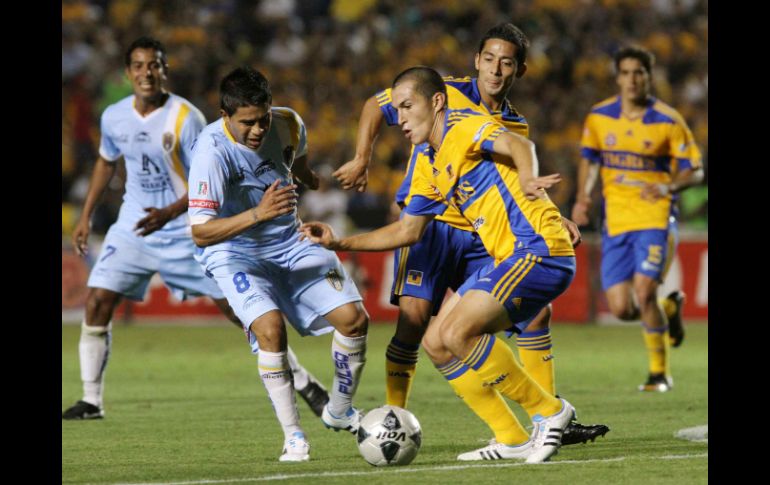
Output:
[334, 22, 607, 445]
[302, 66, 579, 463]
[62, 37, 328, 422]
[570, 46, 703, 392]
[187, 67, 370, 462]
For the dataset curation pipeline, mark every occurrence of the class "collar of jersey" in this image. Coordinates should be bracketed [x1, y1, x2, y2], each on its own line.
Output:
[471, 78, 517, 120]
[131, 94, 170, 122]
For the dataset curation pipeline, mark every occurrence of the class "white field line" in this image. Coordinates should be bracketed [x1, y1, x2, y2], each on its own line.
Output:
[103, 452, 708, 485]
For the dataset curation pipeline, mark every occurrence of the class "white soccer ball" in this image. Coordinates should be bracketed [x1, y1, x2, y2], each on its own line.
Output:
[356, 405, 422, 466]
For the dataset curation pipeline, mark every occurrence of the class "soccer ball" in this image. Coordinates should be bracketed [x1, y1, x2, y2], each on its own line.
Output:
[356, 405, 422, 466]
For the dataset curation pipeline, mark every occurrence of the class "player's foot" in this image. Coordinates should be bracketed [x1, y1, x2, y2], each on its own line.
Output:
[526, 398, 575, 463]
[638, 373, 673, 392]
[279, 431, 310, 462]
[62, 400, 104, 420]
[666, 291, 686, 348]
[560, 420, 611, 446]
[457, 440, 533, 461]
[296, 378, 329, 418]
[321, 404, 362, 434]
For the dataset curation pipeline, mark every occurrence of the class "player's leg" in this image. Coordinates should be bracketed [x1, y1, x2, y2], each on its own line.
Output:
[658, 225, 686, 348]
[602, 232, 641, 320]
[63, 229, 155, 420]
[516, 305, 555, 394]
[386, 296, 431, 407]
[210, 296, 329, 417]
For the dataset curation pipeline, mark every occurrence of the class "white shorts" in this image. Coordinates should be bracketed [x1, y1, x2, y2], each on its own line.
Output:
[204, 239, 362, 344]
[87, 226, 224, 301]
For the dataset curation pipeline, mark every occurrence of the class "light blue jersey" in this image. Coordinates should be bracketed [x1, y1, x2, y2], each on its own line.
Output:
[99, 93, 205, 241]
[188, 107, 307, 265]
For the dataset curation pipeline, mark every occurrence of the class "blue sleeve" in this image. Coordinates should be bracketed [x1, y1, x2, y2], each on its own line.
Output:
[404, 195, 447, 217]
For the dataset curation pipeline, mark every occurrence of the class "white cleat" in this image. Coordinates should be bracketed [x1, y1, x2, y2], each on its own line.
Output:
[526, 398, 576, 463]
[321, 404, 362, 434]
[457, 440, 534, 461]
[279, 431, 310, 462]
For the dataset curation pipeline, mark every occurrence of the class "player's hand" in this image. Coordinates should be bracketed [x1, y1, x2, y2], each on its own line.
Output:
[253, 180, 298, 223]
[333, 157, 369, 192]
[520, 173, 562, 200]
[72, 219, 90, 257]
[298, 221, 339, 249]
[641, 183, 669, 202]
[561, 216, 582, 248]
[571, 199, 591, 226]
[135, 207, 174, 236]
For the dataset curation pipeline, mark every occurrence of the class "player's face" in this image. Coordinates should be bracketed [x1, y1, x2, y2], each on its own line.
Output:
[616, 58, 650, 103]
[475, 39, 521, 99]
[392, 81, 437, 145]
[224, 104, 272, 150]
[126, 48, 167, 100]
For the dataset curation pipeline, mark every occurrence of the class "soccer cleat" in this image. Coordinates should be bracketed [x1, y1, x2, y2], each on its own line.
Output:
[638, 373, 673, 392]
[666, 291, 686, 348]
[296, 379, 329, 418]
[62, 400, 104, 420]
[279, 431, 310, 462]
[526, 398, 575, 463]
[321, 404, 362, 434]
[560, 420, 611, 446]
[457, 440, 534, 461]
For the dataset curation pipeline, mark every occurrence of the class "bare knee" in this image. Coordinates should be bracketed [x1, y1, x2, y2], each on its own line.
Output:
[524, 304, 552, 331]
[250, 313, 287, 351]
[633, 283, 658, 309]
[85, 288, 121, 326]
[328, 302, 369, 337]
[421, 322, 454, 364]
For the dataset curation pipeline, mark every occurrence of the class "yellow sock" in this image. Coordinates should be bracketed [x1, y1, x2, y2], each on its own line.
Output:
[437, 358, 529, 445]
[516, 329, 555, 395]
[463, 334, 561, 418]
[642, 324, 670, 375]
[385, 338, 419, 407]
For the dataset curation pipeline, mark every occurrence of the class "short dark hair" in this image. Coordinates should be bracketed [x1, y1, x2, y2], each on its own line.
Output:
[478, 23, 529, 67]
[614, 46, 655, 75]
[392, 66, 447, 101]
[219, 67, 272, 116]
[124, 36, 168, 70]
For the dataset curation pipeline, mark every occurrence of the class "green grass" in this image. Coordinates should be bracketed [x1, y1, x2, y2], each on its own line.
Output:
[62, 322, 708, 484]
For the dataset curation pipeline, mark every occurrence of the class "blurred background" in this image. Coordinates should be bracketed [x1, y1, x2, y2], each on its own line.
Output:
[61, 0, 707, 322]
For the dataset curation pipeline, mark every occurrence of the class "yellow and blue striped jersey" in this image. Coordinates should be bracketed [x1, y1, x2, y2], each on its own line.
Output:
[376, 76, 528, 231]
[404, 109, 575, 264]
[580, 95, 703, 236]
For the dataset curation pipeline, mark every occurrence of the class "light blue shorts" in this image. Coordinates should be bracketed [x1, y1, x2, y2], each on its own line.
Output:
[203, 240, 363, 350]
[87, 226, 224, 301]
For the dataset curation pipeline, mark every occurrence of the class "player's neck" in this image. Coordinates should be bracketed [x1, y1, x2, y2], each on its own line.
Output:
[428, 110, 447, 151]
[481, 92, 506, 113]
[134, 91, 169, 117]
[620, 95, 648, 119]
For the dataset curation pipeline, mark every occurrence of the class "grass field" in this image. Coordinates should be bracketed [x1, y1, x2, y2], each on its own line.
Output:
[62, 321, 708, 484]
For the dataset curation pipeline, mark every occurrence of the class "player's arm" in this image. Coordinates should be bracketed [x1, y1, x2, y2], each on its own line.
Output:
[191, 180, 298, 247]
[571, 158, 600, 226]
[333, 96, 385, 192]
[641, 167, 704, 201]
[72, 156, 118, 256]
[490, 131, 562, 200]
[291, 155, 319, 190]
[299, 212, 433, 251]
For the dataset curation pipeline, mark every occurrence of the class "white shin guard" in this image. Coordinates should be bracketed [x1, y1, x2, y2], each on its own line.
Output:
[328, 331, 367, 416]
[259, 350, 302, 439]
[79, 320, 112, 408]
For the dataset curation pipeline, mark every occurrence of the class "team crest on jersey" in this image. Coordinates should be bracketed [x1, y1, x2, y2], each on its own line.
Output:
[513, 297, 522, 310]
[625, 129, 633, 137]
[325, 269, 344, 291]
[163, 132, 175, 152]
[643, 140, 653, 150]
[197, 181, 208, 195]
[282, 146, 296, 168]
[432, 167, 440, 177]
[406, 270, 423, 286]
[604, 133, 616, 147]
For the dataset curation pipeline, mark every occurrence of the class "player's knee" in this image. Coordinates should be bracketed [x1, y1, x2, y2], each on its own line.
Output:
[335, 305, 369, 338]
[440, 318, 475, 358]
[633, 284, 658, 308]
[421, 325, 451, 364]
[607, 296, 635, 320]
[395, 300, 431, 343]
[527, 304, 552, 331]
[85, 288, 120, 325]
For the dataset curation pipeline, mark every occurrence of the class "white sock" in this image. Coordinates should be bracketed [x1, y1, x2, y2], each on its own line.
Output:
[328, 331, 367, 416]
[258, 350, 303, 439]
[79, 320, 111, 408]
[286, 346, 310, 390]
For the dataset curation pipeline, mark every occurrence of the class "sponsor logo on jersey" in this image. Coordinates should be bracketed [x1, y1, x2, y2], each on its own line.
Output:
[641, 260, 660, 272]
[446, 164, 454, 178]
[483, 373, 509, 387]
[473, 217, 485, 231]
[162, 132, 175, 151]
[326, 269, 344, 291]
[197, 181, 208, 195]
[432, 167, 440, 177]
[253, 159, 275, 177]
[135, 131, 151, 143]
[115, 134, 128, 144]
[189, 199, 220, 209]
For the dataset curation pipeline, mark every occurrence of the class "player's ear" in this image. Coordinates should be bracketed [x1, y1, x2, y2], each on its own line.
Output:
[474, 52, 481, 71]
[516, 62, 527, 78]
[432, 92, 446, 113]
[220, 109, 228, 120]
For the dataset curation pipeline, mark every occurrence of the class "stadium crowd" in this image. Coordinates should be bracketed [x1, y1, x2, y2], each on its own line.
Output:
[62, 0, 708, 237]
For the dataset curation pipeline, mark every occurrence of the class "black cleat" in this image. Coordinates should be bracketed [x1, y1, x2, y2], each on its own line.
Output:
[62, 400, 104, 420]
[666, 291, 686, 348]
[296, 379, 329, 418]
[560, 420, 610, 446]
[638, 373, 673, 392]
